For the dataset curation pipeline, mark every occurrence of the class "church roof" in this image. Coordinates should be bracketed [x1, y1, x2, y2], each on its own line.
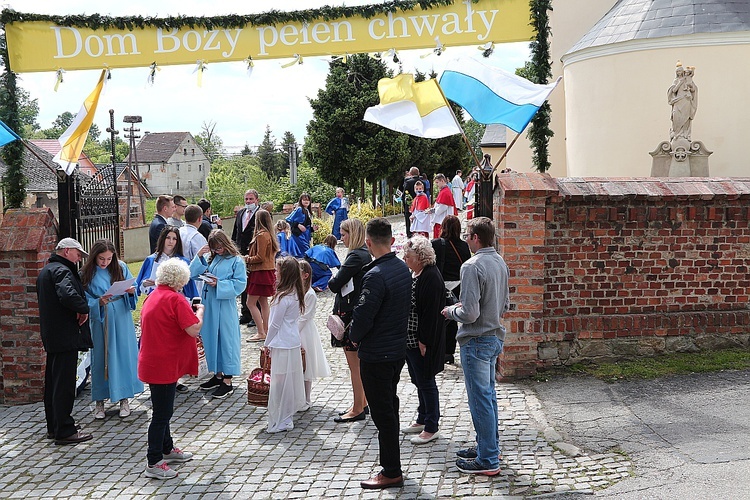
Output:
[567, 0, 750, 54]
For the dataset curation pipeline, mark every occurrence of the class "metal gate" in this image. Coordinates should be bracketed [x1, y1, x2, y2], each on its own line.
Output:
[59, 165, 121, 255]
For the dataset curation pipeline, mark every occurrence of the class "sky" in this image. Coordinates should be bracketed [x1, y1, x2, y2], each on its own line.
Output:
[8, 0, 530, 154]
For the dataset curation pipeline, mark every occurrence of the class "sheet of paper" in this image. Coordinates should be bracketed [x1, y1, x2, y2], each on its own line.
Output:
[104, 277, 136, 296]
[341, 278, 354, 297]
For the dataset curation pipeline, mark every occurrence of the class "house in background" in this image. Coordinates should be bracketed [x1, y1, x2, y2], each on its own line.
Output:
[124, 132, 209, 198]
[30, 139, 97, 176]
[480, 125, 507, 171]
[0, 142, 62, 216]
[95, 163, 153, 227]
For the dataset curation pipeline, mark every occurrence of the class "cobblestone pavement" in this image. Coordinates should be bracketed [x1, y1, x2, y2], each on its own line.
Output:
[0, 216, 633, 498]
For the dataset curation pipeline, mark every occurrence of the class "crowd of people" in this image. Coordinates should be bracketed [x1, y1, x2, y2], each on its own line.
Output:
[36, 183, 510, 489]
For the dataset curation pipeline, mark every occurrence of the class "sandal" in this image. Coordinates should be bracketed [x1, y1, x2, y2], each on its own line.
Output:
[248, 334, 266, 342]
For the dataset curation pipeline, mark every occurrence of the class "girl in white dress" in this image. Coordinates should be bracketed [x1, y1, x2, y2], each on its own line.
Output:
[264, 257, 307, 433]
[297, 260, 332, 408]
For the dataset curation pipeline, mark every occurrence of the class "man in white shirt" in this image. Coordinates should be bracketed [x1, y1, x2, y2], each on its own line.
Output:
[179, 205, 208, 262]
[451, 170, 465, 210]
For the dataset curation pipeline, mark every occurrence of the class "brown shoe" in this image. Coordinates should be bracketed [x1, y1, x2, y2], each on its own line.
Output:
[360, 473, 404, 489]
[54, 431, 93, 445]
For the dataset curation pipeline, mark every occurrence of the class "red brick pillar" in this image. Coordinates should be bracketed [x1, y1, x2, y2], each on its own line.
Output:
[0, 209, 58, 404]
[495, 173, 558, 378]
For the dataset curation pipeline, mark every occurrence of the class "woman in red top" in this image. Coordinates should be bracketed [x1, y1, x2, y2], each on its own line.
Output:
[139, 258, 204, 480]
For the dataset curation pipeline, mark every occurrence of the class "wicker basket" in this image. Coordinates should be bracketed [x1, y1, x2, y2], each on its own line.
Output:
[247, 348, 307, 407]
[247, 353, 271, 407]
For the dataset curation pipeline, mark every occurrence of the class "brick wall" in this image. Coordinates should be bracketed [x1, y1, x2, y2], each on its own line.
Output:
[496, 174, 750, 378]
[0, 209, 57, 404]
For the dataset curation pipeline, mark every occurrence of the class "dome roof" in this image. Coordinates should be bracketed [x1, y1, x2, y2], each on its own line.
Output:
[567, 0, 750, 54]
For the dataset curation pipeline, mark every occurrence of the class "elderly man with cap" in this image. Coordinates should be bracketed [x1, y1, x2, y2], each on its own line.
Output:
[37, 238, 94, 445]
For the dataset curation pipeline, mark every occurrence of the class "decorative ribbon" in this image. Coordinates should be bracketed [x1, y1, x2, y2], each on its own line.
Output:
[281, 54, 303, 68]
[244, 56, 254, 77]
[54, 68, 65, 92]
[385, 48, 399, 64]
[478, 41, 495, 58]
[421, 37, 445, 58]
[333, 54, 349, 64]
[147, 61, 160, 85]
[192, 60, 207, 87]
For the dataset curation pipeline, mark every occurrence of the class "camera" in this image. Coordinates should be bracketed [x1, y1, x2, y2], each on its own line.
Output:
[191, 297, 202, 311]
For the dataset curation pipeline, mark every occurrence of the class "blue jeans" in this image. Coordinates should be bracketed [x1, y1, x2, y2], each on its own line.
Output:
[147, 383, 176, 465]
[405, 348, 440, 433]
[460, 336, 504, 468]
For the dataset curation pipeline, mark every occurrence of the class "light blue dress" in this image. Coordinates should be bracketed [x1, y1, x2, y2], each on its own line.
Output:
[86, 262, 144, 402]
[190, 253, 247, 376]
[134, 253, 199, 299]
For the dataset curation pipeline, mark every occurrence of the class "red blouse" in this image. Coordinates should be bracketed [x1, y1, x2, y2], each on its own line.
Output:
[138, 284, 200, 384]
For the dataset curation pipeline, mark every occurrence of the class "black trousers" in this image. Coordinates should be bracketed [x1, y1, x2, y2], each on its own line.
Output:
[147, 383, 176, 465]
[240, 289, 251, 320]
[360, 358, 405, 478]
[403, 206, 412, 238]
[44, 350, 79, 439]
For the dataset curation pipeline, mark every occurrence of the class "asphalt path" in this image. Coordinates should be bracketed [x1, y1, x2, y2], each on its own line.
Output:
[525, 369, 750, 499]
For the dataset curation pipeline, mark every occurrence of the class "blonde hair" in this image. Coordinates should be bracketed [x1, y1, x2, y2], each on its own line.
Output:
[404, 235, 436, 267]
[298, 259, 313, 291]
[340, 218, 365, 250]
[155, 258, 191, 289]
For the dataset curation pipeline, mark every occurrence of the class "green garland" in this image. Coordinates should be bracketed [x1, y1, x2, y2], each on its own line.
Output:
[0, 33, 25, 210]
[0, 1, 477, 30]
[526, 0, 553, 173]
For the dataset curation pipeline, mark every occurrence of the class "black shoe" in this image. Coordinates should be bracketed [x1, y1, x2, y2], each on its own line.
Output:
[333, 411, 366, 423]
[199, 376, 223, 391]
[239, 316, 251, 325]
[444, 354, 455, 365]
[456, 446, 478, 459]
[211, 383, 234, 399]
[175, 383, 189, 393]
[338, 405, 369, 416]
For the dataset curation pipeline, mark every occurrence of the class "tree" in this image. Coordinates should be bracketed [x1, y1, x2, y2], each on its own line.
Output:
[256, 125, 286, 179]
[100, 136, 130, 163]
[41, 111, 101, 141]
[16, 88, 40, 137]
[278, 131, 297, 178]
[463, 119, 486, 166]
[195, 120, 224, 162]
[305, 53, 411, 199]
[205, 155, 271, 216]
[241, 143, 253, 156]
[0, 39, 26, 209]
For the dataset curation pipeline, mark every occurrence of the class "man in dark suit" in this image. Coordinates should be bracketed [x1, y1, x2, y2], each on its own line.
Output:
[148, 195, 175, 253]
[232, 189, 259, 324]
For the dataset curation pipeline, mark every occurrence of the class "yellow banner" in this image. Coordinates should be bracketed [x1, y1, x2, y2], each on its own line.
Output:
[5, 0, 532, 73]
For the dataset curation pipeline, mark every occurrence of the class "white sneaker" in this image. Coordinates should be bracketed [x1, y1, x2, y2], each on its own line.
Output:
[411, 432, 439, 445]
[163, 447, 194, 464]
[119, 399, 131, 418]
[144, 460, 177, 479]
[94, 401, 105, 420]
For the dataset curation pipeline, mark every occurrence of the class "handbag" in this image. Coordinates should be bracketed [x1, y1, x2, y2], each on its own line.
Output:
[327, 314, 346, 341]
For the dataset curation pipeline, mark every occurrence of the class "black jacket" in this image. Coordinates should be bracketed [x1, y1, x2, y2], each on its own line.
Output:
[36, 254, 92, 353]
[328, 246, 372, 314]
[148, 214, 167, 254]
[432, 237, 471, 282]
[414, 264, 446, 377]
[350, 252, 411, 363]
[231, 207, 257, 255]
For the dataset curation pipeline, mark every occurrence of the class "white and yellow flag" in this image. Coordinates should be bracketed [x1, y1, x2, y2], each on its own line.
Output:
[53, 69, 107, 175]
[364, 74, 461, 139]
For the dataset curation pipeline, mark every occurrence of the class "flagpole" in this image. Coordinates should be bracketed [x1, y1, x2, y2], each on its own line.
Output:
[434, 81, 482, 169]
[490, 130, 523, 176]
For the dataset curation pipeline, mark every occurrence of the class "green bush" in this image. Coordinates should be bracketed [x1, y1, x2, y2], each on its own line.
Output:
[312, 217, 333, 245]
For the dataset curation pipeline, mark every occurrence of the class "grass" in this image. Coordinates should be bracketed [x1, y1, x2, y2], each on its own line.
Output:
[557, 348, 750, 382]
[126, 261, 146, 325]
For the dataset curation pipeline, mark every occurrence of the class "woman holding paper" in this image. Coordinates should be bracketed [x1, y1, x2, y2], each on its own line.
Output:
[80, 240, 143, 419]
[135, 226, 198, 299]
[190, 230, 247, 399]
[327, 218, 372, 423]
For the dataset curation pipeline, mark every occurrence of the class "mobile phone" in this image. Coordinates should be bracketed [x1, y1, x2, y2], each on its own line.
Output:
[191, 297, 202, 311]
